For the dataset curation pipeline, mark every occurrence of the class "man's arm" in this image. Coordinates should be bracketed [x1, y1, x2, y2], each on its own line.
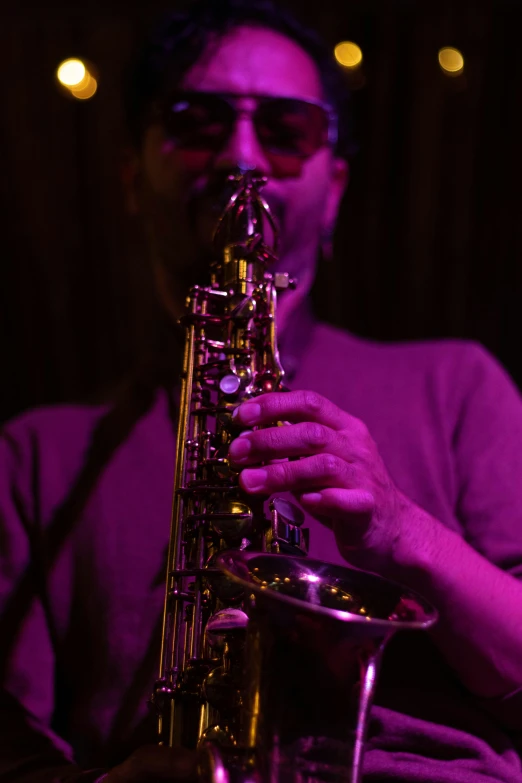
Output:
[382, 497, 522, 714]
[0, 425, 103, 783]
[0, 422, 197, 783]
[229, 344, 522, 729]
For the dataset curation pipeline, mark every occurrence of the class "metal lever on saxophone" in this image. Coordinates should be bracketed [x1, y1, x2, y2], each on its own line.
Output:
[268, 497, 308, 555]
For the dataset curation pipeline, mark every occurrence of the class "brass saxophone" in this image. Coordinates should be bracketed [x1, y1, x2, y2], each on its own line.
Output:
[150, 170, 437, 783]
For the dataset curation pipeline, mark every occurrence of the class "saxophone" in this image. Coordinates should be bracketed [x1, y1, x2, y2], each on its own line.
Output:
[150, 170, 437, 783]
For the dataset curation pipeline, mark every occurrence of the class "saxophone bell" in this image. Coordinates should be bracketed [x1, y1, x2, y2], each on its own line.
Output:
[194, 551, 436, 783]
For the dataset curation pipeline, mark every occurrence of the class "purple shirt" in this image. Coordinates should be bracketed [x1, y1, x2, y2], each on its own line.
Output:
[1, 320, 522, 782]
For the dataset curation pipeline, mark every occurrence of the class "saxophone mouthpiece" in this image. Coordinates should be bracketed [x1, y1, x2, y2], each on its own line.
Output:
[212, 168, 278, 256]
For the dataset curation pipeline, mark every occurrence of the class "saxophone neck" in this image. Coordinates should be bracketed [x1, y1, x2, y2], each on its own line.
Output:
[211, 169, 278, 294]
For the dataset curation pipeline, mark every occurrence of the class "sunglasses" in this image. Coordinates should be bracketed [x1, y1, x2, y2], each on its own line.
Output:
[157, 91, 338, 172]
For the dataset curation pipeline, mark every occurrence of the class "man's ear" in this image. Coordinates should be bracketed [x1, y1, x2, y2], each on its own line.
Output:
[322, 156, 349, 234]
[120, 147, 141, 215]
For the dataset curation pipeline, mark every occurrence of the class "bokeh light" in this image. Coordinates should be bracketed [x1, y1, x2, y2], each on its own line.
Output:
[56, 58, 98, 100]
[57, 58, 86, 87]
[438, 47, 464, 77]
[334, 41, 363, 70]
[71, 77, 98, 100]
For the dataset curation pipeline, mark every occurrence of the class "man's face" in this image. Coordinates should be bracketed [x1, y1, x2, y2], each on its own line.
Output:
[129, 24, 347, 328]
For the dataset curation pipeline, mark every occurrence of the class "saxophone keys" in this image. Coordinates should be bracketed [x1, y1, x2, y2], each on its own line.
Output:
[273, 272, 296, 291]
[205, 554, 245, 604]
[219, 374, 242, 396]
[205, 608, 249, 649]
[203, 666, 243, 713]
[268, 497, 308, 556]
[270, 497, 305, 527]
[209, 500, 254, 541]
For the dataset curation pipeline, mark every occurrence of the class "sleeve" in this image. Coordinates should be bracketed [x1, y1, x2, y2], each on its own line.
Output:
[451, 342, 522, 732]
[453, 342, 522, 578]
[0, 423, 107, 783]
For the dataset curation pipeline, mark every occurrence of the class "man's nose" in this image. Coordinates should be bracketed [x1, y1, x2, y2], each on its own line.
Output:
[213, 114, 270, 175]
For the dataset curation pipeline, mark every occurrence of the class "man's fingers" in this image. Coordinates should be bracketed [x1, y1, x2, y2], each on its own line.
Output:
[239, 453, 358, 494]
[297, 489, 376, 549]
[299, 487, 375, 515]
[229, 421, 344, 464]
[234, 390, 353, 431]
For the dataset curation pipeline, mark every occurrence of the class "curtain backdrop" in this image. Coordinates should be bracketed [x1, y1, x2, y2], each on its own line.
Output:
[2, 0, 521, 422]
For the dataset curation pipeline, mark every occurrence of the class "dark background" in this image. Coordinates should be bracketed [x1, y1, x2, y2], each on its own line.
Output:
[2, 0, 522, 423]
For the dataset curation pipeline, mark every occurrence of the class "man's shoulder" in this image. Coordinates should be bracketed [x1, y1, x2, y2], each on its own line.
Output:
[0, 401, 111, 482]
[0, 386, 172, 521]
[2, 401, 109, 449]
[310, 321, 500, 378]
[301, 321, 519, 416]
[2, 381, 169, 455]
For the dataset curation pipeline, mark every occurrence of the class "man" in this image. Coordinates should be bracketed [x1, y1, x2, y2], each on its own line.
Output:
[1, 1, 522, 781]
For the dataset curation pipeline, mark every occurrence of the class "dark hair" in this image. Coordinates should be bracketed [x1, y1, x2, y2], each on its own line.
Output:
[123, 0, 356, 158]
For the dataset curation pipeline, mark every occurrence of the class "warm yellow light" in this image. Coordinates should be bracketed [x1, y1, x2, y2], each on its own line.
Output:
[56, 58, 98, 101]
[438, 47, 464, 76]
[71, 75, 98, 100]
[334, 41, 363, 69]
[57, 58, 86, 87]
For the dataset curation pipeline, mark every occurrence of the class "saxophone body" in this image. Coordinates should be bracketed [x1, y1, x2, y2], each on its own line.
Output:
[151, 170, 437, 782]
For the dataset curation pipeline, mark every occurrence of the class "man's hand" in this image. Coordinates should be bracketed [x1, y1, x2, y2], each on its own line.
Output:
[104, 745, 198, 782]
[230, 390, 433, 578]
